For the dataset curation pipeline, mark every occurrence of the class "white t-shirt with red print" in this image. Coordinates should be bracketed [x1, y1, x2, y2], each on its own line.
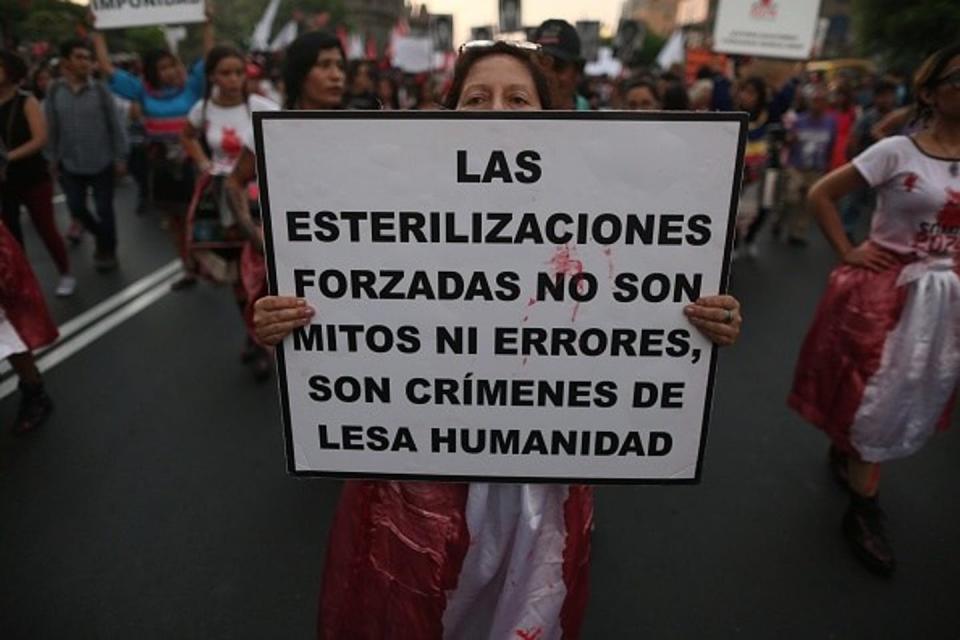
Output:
[853, 136, 960, 256]
[187, 94, 279, 175]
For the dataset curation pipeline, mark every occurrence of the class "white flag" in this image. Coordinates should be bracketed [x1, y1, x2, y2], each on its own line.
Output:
[270, 20, 298, 52]
[656, 30, 685, 70]
[251, 0, 282, 51]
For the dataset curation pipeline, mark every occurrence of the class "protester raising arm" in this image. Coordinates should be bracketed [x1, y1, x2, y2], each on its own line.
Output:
[202, 2, 216, 56]
[89, 21, 115, 80]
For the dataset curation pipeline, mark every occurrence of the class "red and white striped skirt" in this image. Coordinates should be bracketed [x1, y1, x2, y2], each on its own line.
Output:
[318, 481, 593, 639]
[789, 254, 960, 462]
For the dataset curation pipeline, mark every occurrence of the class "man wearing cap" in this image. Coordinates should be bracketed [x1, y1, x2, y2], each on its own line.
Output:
[532, 19, 591, 111]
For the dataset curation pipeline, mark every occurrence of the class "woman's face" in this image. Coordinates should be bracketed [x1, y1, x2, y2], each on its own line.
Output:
[352, 63, 374, 94]
[156, 55, 183, 88]
[624, 85, 659, 111]
[213, 56, 245, 100]
[302, 48, 346, 108]
[456, 54, 542, 111]
[35, 69, 51, 93]
[736, 84, 759, 112]
[377, 77, 393, 100]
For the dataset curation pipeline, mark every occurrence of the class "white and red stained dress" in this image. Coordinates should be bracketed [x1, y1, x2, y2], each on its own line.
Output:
[0, 221, 58, 358]
[318, 481, 593, 640]
[790, 136, 960, 463]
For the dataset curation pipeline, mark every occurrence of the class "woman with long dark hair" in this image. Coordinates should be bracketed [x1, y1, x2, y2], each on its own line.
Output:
[734, 75, 773, 257]
[252, 41, 743, 638]
[90, 8, 215, 289]
[790, 43, 960, 576]
[181, 45, 278, 380]
[224, 31, 345, 380]
[0, 49, 74, 297]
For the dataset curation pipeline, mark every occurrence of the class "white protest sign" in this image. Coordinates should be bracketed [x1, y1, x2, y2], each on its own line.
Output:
[91, 0, 206, 30]
[712, 0, 823, 60]
[255, 112, 746, 483]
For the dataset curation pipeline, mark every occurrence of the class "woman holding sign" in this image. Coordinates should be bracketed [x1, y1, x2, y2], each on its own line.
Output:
[791, 43, 960, 577]
[89, 7, 215, 290]
[253, 41, 743, 639]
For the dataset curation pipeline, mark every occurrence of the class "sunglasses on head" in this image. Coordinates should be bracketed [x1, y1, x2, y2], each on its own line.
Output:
[458, 40, 542, 54]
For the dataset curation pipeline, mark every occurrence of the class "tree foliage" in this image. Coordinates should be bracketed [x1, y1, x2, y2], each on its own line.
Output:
[853, 0, 960, 71]
[1, 0, 347, 60]
[1, 0, 84, 48]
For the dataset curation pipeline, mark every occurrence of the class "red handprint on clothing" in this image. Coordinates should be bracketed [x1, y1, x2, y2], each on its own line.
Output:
[936, 188, 960, 228]
[221, 126, 243, 159]
[903, 173, 919, 192]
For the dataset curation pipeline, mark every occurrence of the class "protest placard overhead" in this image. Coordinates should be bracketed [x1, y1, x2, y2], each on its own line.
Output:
[91, 0, 206, 30]
[254, 112, 746, 483]
[713, 0, 823, 60]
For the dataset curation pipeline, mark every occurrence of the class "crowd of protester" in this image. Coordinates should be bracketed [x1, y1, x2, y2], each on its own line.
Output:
[1, 10, 958, 637]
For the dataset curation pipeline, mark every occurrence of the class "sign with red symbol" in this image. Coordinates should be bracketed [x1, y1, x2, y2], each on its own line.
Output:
[713, 0, 822, 60]
[255, 111, 747, 482]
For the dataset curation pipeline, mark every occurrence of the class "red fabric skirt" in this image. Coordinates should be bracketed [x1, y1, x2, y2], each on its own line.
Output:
[318, 481, 593, 640]
[789, 258, 955, 457]
[240, 241, 267, 339]
[0, 222, 58, 350]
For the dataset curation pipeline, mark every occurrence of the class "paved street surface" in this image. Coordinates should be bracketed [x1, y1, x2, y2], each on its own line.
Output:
[2, 181, 958, 639]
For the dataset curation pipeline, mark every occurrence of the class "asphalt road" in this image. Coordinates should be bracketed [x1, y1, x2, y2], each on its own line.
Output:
[1, 181, 958, 639]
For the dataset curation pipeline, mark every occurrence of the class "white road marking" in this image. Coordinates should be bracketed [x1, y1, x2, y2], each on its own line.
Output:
[0, 268, 182, 401]
[0, 260, 181, 378]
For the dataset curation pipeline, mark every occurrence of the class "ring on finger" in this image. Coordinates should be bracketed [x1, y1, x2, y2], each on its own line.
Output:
[723, 309, 734, 324]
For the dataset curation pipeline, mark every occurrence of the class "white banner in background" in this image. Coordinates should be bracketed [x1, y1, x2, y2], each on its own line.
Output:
[91, 0, 206, 30]
[713, 0, 823, 60]
[255, 112, 746, 483]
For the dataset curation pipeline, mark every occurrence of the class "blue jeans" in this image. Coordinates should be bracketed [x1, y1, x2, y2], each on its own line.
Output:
[60, 165, 117, 254]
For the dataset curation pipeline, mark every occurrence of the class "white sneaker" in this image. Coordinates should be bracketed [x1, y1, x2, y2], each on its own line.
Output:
[55, 275, 77, 297]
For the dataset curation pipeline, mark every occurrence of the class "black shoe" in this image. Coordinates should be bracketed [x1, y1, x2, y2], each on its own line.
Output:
[13, 382, 53, 435]
[843, 495, 896, 577]
[828, 445, 850, 489]
[94, 250, 119, 272]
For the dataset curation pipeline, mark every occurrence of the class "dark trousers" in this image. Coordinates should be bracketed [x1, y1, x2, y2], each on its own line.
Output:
[60, 165, 117, 254]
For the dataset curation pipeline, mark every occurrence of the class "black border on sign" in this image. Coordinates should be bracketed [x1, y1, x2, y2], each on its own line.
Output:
[253, 110, 749, 485]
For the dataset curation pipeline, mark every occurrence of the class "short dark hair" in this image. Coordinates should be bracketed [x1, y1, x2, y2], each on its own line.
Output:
[443, 42, 552, 110]
[661, 81, 690, 111]
[0, 49, 28, 85]
[738, 75, 768, 117]
[283, 30, 345, 109]
[60, 38, 92, 60]
[621, 77, 660, 100]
